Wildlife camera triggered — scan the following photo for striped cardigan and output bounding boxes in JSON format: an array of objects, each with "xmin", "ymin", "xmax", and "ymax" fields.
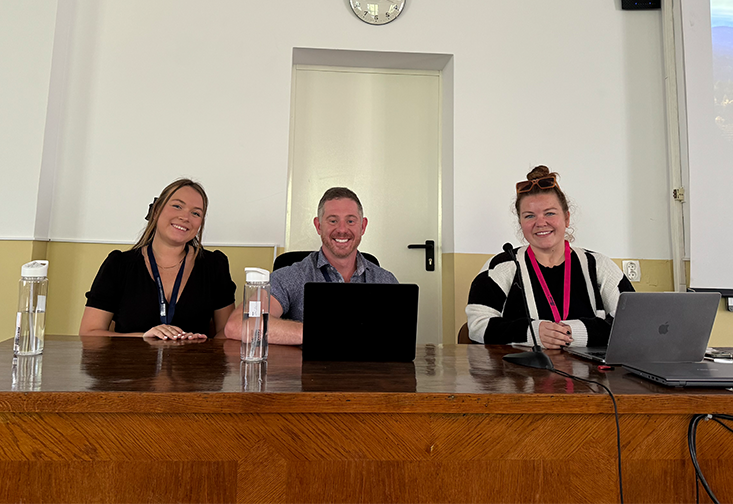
[{"xmin": 466, "ymin": 246, "xmax": 634, "ymax": 346}]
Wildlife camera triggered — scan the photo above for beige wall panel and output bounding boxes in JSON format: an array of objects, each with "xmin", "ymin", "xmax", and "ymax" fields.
[
  {"xmin": 452, "ymin": 253, "xmax": 493, "ymax": 338},
  {"xmin": 45, "ymin": 242, "xmax": 124, "ymax": 335},
  {"xmin": 611, "ymin": 258, "xmax": 674, "ymax": 292},
  {"xmin": 0, "ymin": 241, "xmax": 35, "ymax": 341},
  {"xmin": 213, "ymin": 246, "xmax": 276, "ymax": 307},
  {"xmin": 32, "ymin": 241, "xmax": 48, "ymax": 261},
  {"xmin": 441, "ymin": 253, "xmax": 455, "ymax": 344},
  {"xmin": 710, "ymin": 300, "xmax": 733, "ymax": 347}
]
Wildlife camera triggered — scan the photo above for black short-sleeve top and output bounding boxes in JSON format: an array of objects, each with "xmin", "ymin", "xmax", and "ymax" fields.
[{"xmin": 85, "ymin": 248, "xmax": 236, "ymax": 335}]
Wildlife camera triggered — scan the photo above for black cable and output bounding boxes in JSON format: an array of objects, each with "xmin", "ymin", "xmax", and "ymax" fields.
[
  {"xmin": 688, "ymin": 413, "xmax": 733, "ymax": 504},
  {"xmin": 552, "ymin": 368, "xmax": 624, "ymax": 504},
  {"xmin": 689, "ymin": 414, "xmax": 715, "ymax": 504},
  {"xmin": 711, "ymin": 417, "xmax": 733, "ymax": 435}
]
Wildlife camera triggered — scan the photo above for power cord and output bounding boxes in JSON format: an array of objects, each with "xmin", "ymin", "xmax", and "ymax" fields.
[
  {"xmin": 552, "ymin": 368, "xmax": 624, "ymax": 504},
  {"xmin": 688, "ymin": 413, "xmax": 733, "ymax": 504},
  {"xmin": 545, "ymin": 376, "xmax": 733, "ymax": 504}
]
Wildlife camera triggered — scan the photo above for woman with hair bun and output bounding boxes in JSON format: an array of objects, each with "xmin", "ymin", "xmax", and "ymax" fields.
[
  {"xmin": 79, "ymin": 179, "xmax": 235, "ymax": 340},
  {"xmin": 466, "ymin": 166, "xmax": 634, "ymax": 348}
]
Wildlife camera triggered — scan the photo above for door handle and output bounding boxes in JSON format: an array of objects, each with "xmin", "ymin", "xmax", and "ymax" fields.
[{"xmin": 408, "ymin": 240, "xmax": 435, "ymax": 271}]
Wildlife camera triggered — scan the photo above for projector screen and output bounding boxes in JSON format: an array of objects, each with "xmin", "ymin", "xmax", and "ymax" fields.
[{"xmin": 683, "ymin": 0, "xmax": 733, "ymax": 293}]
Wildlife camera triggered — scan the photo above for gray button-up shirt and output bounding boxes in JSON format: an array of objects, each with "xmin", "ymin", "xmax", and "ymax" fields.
[{"xmin": 271, "ymin": 249, "xmax": 399, "ymax": 322}]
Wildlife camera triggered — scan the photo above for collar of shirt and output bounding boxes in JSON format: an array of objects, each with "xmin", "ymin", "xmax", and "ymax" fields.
[{"xmin": 316, "ymin": 248, "xmax": 367, "ymax": 281}]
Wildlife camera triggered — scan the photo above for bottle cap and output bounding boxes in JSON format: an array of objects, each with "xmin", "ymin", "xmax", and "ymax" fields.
[
  {"xmin": 245, "ymin": 267, "xmax": 270, "ymax": 283},
  {"xmin": 21, "ymin": 260, "xmax": 49, "ymax": 278}
]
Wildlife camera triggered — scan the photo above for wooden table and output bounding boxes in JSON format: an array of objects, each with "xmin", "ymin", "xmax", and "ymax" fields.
[{"xmin": 0, "ymin": 336, "xmax": 732, "ymax": 503}]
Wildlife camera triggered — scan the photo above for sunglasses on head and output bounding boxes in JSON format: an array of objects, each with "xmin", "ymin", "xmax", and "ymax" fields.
[{"xmin": 515, "ymin": 175, "xmax": 558, "ymax": 194}]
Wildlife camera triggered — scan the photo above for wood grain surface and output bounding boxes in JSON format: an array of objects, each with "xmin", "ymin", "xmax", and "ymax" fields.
[{"xmin": 0, "ymin": 336, "xmax": 730, "ymax": 503}]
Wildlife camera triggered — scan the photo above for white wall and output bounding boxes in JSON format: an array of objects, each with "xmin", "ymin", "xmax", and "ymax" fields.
[
  {"xmin": 3, "ymin": 0, "xmax": 671, "ymax": 259},
  {"xmin": 0, "ymin": 1, "xmax": 57, "ymax": 239}
]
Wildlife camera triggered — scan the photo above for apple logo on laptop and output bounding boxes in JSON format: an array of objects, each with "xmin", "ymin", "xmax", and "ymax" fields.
[{"xmin": 658, "ymin": 322, "xmax": 670, "ymax": 335}]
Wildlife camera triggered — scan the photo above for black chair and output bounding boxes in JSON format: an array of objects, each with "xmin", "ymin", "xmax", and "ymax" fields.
[{"xmin": 273, "ymin": 250, "xmax": 379, "ymax": 271}]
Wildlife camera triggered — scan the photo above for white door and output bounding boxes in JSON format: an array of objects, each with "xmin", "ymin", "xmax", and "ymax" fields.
[{"xmin": 287, "ymin": 65, "xmax": 442, "ymax": 344}]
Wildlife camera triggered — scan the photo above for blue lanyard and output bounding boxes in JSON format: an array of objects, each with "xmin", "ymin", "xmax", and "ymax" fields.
[
  {"xmin": 321, "ymin": 265, "xmax": 334, "ymax": 283},
  {"xmin": 147, "ymin": 244, "xmax": 188, "ymax": 325}
]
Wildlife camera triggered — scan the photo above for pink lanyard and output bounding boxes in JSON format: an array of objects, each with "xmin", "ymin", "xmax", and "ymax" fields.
[{"xmin": 526, "ymin": 241, "xmax": 571, "ymax": 323}]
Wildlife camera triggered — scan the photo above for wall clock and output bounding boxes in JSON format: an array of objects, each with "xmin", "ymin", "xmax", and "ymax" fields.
[{"xmin": 349, "ymin": 0, "xmax": 406, "ymax": 25}]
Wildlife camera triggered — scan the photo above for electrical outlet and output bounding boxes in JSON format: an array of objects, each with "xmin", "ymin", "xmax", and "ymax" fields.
[{"xmin": 622, "ymin": 260, "xmax": 641, "ymax": 282}]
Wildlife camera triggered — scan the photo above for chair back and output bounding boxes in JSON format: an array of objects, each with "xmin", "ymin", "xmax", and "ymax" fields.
[
  {"xmin": 457, "ymin": 322, "xmax": 477, "ymax": 344},
  {"xmin": 273, "ymin": 251, "xmax": 380, "ymax": 271}
]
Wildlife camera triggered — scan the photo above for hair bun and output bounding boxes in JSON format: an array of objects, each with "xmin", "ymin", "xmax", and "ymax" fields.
[{"xmin": 527, "ymin": 165, "xmax": 551, "ymax": 181}]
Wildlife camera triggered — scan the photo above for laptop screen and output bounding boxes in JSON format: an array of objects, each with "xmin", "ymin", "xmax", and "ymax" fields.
[{"xmin": 302, "ymin": 282, "xmax": 419, "ymax": 362}]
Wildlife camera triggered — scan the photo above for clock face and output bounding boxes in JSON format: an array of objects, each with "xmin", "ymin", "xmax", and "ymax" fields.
[{"xmin": 349, "ymin": 0, "xmax": 406, "ymax": 25}]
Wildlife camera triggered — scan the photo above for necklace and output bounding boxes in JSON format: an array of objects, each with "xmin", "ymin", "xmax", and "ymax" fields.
[
  {"xmin": 151, "ymin": 248, "xmax": 186, "ymax": 269},
  {"xmin": 157, "ymin": 256, "xmax": 184, "ymax": 269}
]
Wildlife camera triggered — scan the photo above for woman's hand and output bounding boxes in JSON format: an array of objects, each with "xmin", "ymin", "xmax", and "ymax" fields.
[
  {"xmin": 144, "ymin": 337, "xmax": 207, "ymax": 348},
  {"xmin": 143, "ymin": 325, "xmax": 207, "ymax": 340},
  {"xmin": 538, "ymin": 321, "xmax": 573, "ymax": 349}
]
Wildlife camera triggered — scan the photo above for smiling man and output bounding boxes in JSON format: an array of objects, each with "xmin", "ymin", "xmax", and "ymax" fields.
[{"xmin": 225, "ymin": 187, "xmax": 398, "ymax": 345}]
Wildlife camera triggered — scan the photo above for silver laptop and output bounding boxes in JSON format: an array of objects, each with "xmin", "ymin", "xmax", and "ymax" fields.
[
  {"xmin": 623, "ymin": 361, "xmax": 733, "ymax": 388},
  {"xmin": 566, "ymin": 292, "xmax": 720, "ymax": 365}
]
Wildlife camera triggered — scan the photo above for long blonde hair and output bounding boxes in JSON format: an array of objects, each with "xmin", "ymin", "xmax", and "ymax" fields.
[{"xmin": 132, "ymin": 179, "xmax": 209, "ymax": 259}]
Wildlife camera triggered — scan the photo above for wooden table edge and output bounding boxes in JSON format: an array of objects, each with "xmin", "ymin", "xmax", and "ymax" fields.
[{"xmin": 1, "ymin": 391, "xmax": 731, "ymax": 415}]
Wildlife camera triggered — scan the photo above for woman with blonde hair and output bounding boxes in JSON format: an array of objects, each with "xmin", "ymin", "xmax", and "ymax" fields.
[
  {"xmin": 466, "ymin": 166, "xmax": 634, "ymax": 348},
  {"xmin": 80, "ymin": 179, "xmax": 235, "ymax": 339}
]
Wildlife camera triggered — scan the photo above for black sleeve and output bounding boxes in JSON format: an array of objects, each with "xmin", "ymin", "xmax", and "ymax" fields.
[
  {"xmin": 486, "ymin": 317, "xmax": 534, "ymax": 345},
  {"xmin": 85, "ymin": 250, "xmax": 125, "ymax": 314},
  {"xmin": 579, "ymin": 316, "xmax": 613, "ymax": 347},
  {"xmin": 208, "ymin": 250, "xmax": 236, "ymax": 310},
  {"xmin": 466, "ymin": 253, "xmax": 534, "ymax": 345},
  {"xmin": 618, "ymin": 275, "xmax": 635, "ymax": 294}
]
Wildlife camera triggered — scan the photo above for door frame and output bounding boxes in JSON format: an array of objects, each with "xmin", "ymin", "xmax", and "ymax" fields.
[{"xmin": 286, "ymin": 49, "xmax": 455, "ymax": 344}]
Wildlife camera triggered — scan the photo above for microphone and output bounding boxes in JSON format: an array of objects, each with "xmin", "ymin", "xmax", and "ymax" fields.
[{"xmin": 501, "ymin": 243, "xmax": 554, "ymax": 370}]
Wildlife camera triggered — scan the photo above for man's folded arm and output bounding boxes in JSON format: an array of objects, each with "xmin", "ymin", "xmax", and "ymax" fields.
[{"xmin": 224, "ymin": 295, "xmax": 303, "ymax": 345}]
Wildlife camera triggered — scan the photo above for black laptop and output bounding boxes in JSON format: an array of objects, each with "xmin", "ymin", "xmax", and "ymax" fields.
[
  {"xmin": 302, "ymin": 282, "xmax": 419, "ymax": 362},
  {"xmin": 566, "ymin": 292, "xmax": 720, "ymax": 365}
]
